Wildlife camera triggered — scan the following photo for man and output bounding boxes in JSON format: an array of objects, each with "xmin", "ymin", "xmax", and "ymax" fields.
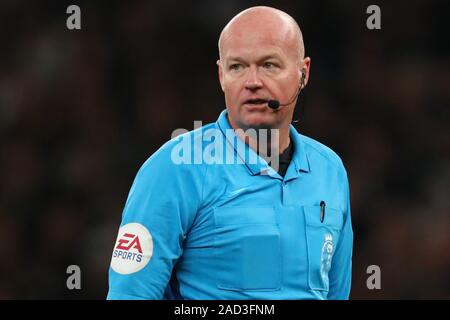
[{"xmin": 108, "ymin": 6, "xmax": 353, "ymax": 300}]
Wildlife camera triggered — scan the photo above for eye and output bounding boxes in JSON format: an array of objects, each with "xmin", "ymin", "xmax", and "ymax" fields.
[
  {"xmin": 229, "ymin": 63, "xmax": 243, "ymax": 71},
  {"xmin": 263, "ymin": 62, "xmax": 278, "ymax": 69}
]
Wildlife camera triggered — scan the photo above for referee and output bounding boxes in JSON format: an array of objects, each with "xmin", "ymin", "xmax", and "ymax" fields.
[{"xmin": 107, "ymin": 6, "xmax": 353, "ymax": 300}]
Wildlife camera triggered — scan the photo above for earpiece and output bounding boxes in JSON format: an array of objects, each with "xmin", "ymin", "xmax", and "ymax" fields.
[{"xmin": 300, "ymin": 68, "xmax": 306, "ymax": 89}]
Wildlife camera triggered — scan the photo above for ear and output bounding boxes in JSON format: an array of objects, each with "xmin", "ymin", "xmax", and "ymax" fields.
[
  {"xmin": 217, "ymin": 59, "xmax": 225, "ymax": 92},
  {"xmin": 300, "ymin": 57, "xmax": 311, "ymax": 88}
]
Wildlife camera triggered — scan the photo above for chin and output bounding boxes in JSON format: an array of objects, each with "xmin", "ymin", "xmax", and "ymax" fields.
[{"xmin": 241, "ymin": 113, "xmax": 276, "ymax": 130}]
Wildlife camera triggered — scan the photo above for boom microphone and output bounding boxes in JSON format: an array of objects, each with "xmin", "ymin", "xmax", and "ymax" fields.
[{"xmin": 267, "ymin": 71, "xmax": 306, "ymax": 110}]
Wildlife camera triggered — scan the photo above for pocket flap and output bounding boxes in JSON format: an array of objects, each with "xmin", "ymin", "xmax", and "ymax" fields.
[
  {"xmin": 303, "ymin": 205, "xmax": 344, "ymax": 230},
  {"xmin": 214, "ymin": 207, "xmax": 276, "ymax": 226}
]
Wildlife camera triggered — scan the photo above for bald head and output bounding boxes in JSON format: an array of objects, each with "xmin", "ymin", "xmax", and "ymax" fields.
[
  {"xmin": 218, "ymin": 6, "xmax": 305, "ymax": 62},
  {"xmin": 216, "ymin": 6, "xmax": 311, "ymax": 137}
]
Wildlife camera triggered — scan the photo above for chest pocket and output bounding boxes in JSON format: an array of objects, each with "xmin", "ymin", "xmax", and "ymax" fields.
[
  {"xmin": 303, "ymin": 205, "xmax": 344, "ymax": 292},
  {"xmin": 213, "ymin": 206, "xmax": 280, "ymax": 291}
]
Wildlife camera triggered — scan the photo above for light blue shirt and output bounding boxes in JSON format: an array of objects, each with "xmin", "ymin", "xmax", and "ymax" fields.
[{"xmin": 107, "ymin": 110, "xmax": 353, "ymax": 300}]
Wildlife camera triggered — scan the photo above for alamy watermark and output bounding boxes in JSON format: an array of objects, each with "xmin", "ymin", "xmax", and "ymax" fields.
[
  {"xmin": 366, "ymin": 264, "xmax": 381, "ymax": 290},
  {"xmin": 66, "ymin": 5, "xmax": 81, "ymax": 30},
  {"xmin": 66, "ymin": 265, "xmax": 81, "ymax": 290},
  {"xmin": 170, "ymin": 121, "xmax": 281, "ymax": 173},
  {"xmin": 366, "ymin": 5, "xmax": 381, "ymax": 30}
]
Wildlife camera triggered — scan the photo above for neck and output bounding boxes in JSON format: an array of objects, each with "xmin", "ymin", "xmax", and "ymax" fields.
[{"xmin": 232, "ymin": 121, "xmax": 291, "ymax": 157}]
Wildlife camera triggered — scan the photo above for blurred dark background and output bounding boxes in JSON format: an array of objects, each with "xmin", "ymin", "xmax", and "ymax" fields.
[{"xmin": 0, "ymin": 0, "xmax": 449, "ymax": 299}]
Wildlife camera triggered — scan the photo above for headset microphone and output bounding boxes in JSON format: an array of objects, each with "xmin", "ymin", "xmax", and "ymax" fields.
[
  {"xmin": 267, "ymin": 70, "xmax": 306, "ymax": 110},
  {"xmin": 267, "ymin": 100, "xmax": 281, "ymax": 109}
]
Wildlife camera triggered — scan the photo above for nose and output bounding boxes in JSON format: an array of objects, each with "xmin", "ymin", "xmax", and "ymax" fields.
[{"xmin": 245, "ymin": 66, "xmax": 263, "ymax": 91}]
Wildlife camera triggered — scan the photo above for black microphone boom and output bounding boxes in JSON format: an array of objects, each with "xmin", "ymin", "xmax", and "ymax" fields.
[
  {"xmin": 267, "ymin": 71, "xmax": 305, "ymax": 110},
  {"xmin": 266, "ymin": 89, "xmax": 299, "ymax": 110}
]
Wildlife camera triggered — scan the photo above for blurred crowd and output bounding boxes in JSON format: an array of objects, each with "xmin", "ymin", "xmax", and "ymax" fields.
[{"xmin": 0, "ymin": 0, "xmax": 449, "ymax": 299}]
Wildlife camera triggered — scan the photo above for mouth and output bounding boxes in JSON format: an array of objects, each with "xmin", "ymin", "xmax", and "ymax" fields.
[{"xmin": 243, "ymin": 98, "xmax": 269, "ymax": 108}]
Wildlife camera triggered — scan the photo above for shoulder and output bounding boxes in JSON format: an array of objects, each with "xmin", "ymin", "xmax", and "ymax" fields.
[{"xmin": 300, "ymin": 133, "xmax": 346, "ymax": 172}]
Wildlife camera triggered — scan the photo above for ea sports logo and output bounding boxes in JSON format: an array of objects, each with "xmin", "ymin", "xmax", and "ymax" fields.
[
  {"xmin": 116, "ymin": 233, "xmax": 143, "ymax": 253},
  {"xmin": 111, "ymin": 223, "xmax": 153, "ymax": 274}
]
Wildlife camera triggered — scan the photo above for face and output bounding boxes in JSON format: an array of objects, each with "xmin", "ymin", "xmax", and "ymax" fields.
[{"xmin": 218, "ymin": 19, "xmax": 310, "ymax": 131}]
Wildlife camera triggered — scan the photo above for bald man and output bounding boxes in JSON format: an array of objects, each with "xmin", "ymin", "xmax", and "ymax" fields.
[{"xmin": 108, "ymin": 6, "xmax": 353, "ymax": 300}]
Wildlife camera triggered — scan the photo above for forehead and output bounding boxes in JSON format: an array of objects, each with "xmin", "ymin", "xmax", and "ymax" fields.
[
  {"xmin": 220, "ymin": 19, "xmax": 299, "ymax": 61},
  {"xmin": 223, "ymin": 36, "xmax": 286, "ymax": 60}
]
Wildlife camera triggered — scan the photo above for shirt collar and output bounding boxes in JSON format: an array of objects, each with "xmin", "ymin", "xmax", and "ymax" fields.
[
  {"xmin": 289, "ymin": 124, "xmax": 311, "ymax": 173},
  {"xmin": 217, "ymin": 109, "xmax": 270, "ymax": 176},
  {"xmin": 216, "ymin": 109, "xmax": 310, "ymax": 176}
]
